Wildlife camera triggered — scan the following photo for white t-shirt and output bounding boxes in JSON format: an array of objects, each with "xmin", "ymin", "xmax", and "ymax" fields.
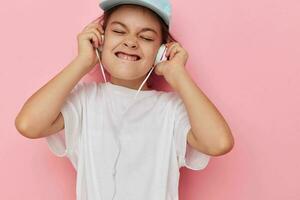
[{"xmin": 45, "ymin": 81, "xmax": 210, "ymax": 200}]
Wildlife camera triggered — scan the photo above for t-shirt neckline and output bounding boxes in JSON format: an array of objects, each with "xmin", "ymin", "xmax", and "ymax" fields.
[{"xmin": 105, "ymin": 81, "xmax": 157, "ymax": 97}]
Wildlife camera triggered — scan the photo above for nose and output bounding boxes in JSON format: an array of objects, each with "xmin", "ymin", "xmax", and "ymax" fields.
[{"xmin": 123, "ymin": 37, "xmax": 138, "ymax": 49}]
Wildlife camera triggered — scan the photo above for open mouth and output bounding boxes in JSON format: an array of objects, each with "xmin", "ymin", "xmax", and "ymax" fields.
[{"xmin": 115, "ymin": 52, "xmax": 141, "ymax": 62}]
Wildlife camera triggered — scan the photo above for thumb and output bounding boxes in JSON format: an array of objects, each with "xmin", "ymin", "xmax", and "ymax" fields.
[{"xmin": 154, "ymin": 63, "xmax": 164, "ymax": 76}]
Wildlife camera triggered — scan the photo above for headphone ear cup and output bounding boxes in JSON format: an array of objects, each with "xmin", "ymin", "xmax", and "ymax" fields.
[{"xmin": 154, "ymin": 44, "xmax": 167, "ymax": 66}]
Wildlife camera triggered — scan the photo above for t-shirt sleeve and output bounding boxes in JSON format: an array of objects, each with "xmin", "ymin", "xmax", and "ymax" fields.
[
  {"xmin": 45, "ymin": 82, "xmax": 88, "ymax": 166},
  {"xmin": 173, "ymin": 93, "xmax": 211, "ymax": 170}
]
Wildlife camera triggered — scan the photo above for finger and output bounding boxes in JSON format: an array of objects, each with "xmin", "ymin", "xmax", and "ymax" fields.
[
  {"xmin": 169, "ymin": 45, "xmax": 182, "ymax": 60},
  {"xmin": 169, "ymin": 46, "xmax": 182, "ymax": 60},
  {"xmin": 83, "ymin": 25, "xmax": 102, "ymax": 45},
  {"xmin": 96, "ymin": 27, "xmax": 104, "ymax": 35},
  {"xmin": 88, "ymin": 28, "xmax": 102, "ymax": 46},
  {"xmin": 83, "ymin": 22, "xmax": 103, "ymax": 33},
  {"xmin": 95, "ymin": 23, "xmax": 104, "ymax": 34},
  {"xmin": 89, "ymin": 22, "xmax": 104, "ymax": 34},
  {"xmin": 84, "ymin": 31, "xmax": 99, "ymax": 48},
  {"xmin": 166, "ymin": 43, "xmax": 178, "ymax": 58},
  {"xmin": 166, "ymin": 42, "xmax": 180, "ymax": 57},
  {"xmin": 165, "ymin": 42, "xmax": 175, "ymax": 50},
  {"xmin": 85, "ymin": 26, "xmax": 104, "ymax": 40},
  {"xmin": 169, "ymin": 48, "xmax": 178, "ymax": 60},
  {"xmin": 154, "ymin": 63, "xmax": 163, "ymax": 75},
  {"xmin": 165, "ymin": 43, "xmax": 174, "ymax": 58}
]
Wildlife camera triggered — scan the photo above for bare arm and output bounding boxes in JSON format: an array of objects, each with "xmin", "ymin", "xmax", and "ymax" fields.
[
  {"xmin": 15, "ymin": 19, "xmax": 104, "ymax": 139},
  {"xmin": 161, "ymin": 42, "xmax": 234, "ymax": 156},
  {"xmin": 15, "ymin": 57, "xmax": 90, "ymax": 139},
  {"xmin": 173, "ymin": 69, "xmax": 234, "ymax": 156}
]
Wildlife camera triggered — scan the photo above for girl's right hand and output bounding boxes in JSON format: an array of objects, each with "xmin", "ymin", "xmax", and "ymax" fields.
[{"xmin": 76, "ymin": 20, "xmax": 104, "ymax": 71}]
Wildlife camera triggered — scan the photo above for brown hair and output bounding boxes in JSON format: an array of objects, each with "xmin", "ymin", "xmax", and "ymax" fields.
[{"xmin": 91, "ymin": 4, "xmax": 178, "ymax": 91}]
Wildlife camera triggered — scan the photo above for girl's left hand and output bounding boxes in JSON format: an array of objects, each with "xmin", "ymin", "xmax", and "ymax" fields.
[{"xmin": 154, "ymin": 42, "xmax": 189, "ymax": 86}]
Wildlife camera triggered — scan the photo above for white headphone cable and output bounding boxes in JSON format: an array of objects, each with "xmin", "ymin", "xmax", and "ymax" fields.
[{"xmin": 95, "ymin": 47, "xmax": 107, "ymax": 83}]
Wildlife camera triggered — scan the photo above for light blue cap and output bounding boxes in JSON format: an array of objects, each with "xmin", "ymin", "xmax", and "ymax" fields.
[{"xmin": 99, "ymin": 0, "xmax": 172, "ymax": 27}]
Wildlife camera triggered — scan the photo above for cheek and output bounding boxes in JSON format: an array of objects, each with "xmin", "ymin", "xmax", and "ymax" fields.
[
  {"xmin": 143, "ymin": 46, "xmax": 158, "ymax": 60},
  {"xmin": 102, "ymin": 34, "xmax": 118, "ymax": 50},
  {"xmin": 100, "ymin": 49, "xmax": 115, "ymax": 69},
  {"xmin": 147, "ymin": 50, "xmax": 159, "ymax": 64},
  {"xmin": 141, "ymin": 53, "xmax": 155, "ymax": 67}
]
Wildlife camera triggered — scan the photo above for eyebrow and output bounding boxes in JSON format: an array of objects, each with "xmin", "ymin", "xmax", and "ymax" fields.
[{"xmin": 110, "ymin": 21, "xmax": 158, "ymax": 35}]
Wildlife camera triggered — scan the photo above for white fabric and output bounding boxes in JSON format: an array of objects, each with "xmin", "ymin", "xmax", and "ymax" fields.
[{"xmin": 45, "ymin": 81, "xmax": 210, "ymax": 200}]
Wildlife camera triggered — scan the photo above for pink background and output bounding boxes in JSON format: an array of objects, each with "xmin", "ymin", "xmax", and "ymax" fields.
[{"xmin": 1, "ymin": 0, "xmax": 299, "ymax": 199}]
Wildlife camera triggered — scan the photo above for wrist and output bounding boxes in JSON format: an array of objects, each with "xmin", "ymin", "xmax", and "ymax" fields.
[
  {"xmin": 167, "ymin": 67, "xmax": 189, "ymax": 91},
  {"xmin": 74, "ymin": 56, "xmax": 90, "ymax": 66},
  {"xmin": 73, "ymin": 56, "xmax": 94, "ymax": 71},
  {"xmin": 66, "ymin": 57, "xmax": 90, "ymax": 77}
]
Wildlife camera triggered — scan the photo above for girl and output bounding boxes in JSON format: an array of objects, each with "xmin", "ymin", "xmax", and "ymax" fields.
[{"xmin": 15, "ymin": 0, "xmax": 234, "ymax": 199}]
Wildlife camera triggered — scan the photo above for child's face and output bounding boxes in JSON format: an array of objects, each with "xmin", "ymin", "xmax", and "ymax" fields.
[{"xmin": 101, "ymin": 5, "xmax": 163, "ymax": 87}]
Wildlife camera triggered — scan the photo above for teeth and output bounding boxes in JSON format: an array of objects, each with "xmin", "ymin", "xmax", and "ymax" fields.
[{"xmin": 116, "ymin": 52, "xmax": 139, "ymax": 61}]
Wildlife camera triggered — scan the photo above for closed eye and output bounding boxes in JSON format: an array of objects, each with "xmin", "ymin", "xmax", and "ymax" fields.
[
  {"xmin": 141, "ymin": 37, "xmax": 153, "ymax": 41},
  {"xmin": 113, "ymin": 30, "xmax": 125, "ymax": 34},
  {"xmin": 113, "ymin": 30, "xmax": 153, "ymax": 41}
]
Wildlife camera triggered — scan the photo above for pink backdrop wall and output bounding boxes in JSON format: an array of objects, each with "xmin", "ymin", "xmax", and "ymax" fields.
[{"xmin": 1, "ymin": 0, "xmax": 299, "ymax": 199}]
